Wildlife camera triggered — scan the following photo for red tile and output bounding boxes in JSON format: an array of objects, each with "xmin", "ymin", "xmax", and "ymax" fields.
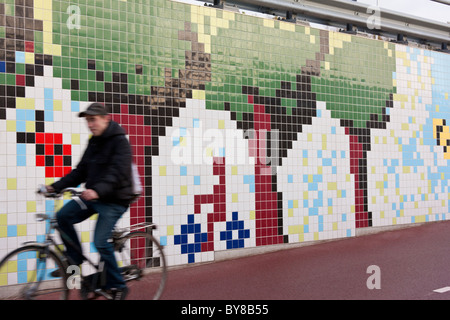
[
  {"xmin": 25, "ymin": 41, "xmax": 34, "ymax": 52},
  {"xmin": 63, "ymin": 145, "xmax": 71, "ymax": 155},
  {"xmin": 45, "ymin": 144, "xmax": 53, "ymax": 155},
  {"xmin": 36, "ymin": 155, "xmax": 45, "ymax": 166},
  {"xmin": 16, "ymin": 75, "xmax": 25, "ymax": 86},
  {"xmin": 36, "ymin": 133, "xmax": 45, "ymax": 144}
]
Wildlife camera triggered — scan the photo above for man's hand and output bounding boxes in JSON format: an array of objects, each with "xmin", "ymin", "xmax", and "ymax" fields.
[{"xmin": 81, "ymin": 189, "xmax": 99, "ymax": 201}]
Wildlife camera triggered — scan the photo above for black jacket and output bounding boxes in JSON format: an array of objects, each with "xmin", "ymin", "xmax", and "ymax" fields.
[{"xmin": 52, "ymin": 120, "xmax": 134, "ymax": 207}]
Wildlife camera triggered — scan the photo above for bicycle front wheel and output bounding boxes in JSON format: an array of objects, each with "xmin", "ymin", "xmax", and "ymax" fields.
[
  {"xmin": 115, "ymin": 231, "xmax": 167, "ymax": 300},
  {"xmin": 0, "ymin": 245, "xmax": 69, "ymax": 300}
]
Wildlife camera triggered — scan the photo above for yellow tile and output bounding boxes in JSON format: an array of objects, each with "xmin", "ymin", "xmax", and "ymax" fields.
[
  {"xmin": 159, "ymin": 166, "xmax": 166, "ymax": 176},
  {"xmin": 16, "ymin": 97, "xmax": 34, "ymax": 110},
  {"xmin": 52, "ymin": 44, "xmax": 62, "ymax": 57},
  {"xmin": 192, "ymin": 90, "xmax": 206, "ymax": 100},
  {"xmin": 232, "ymin": 193, "xmax": 238, "ymax": 202},
  {"xmin": 34, "ymin": 8, "xmax": 43, "ymax": 20},
  {"xmin": 53, "ymin": 100, "xmax": 62, "ymax": 111},
  {"xmin": 0, "ymin": 215, "xmax": 6, "ymax": 225},
  {"xmin": 6, "ymin": 120, "xmax": 16, "ymax": 132},
  {"xmin": 25, "ymin": 52, "xmax": 34, "ymax": 64},
  {"xmin": 0, "ymin": 226, "xmax": 6, "ymax": 238},
  {"xmin": 180, "ymin": 185, "xmax": 187, "ymax": 195},
  {"xmin": 54, "ymin": 199, "xmax": 64, "ymax": 211},
  {"xmin": 249, "ymin": 210, "xmax": 255, "ymax": 220},
  {"xmin": 5, "ymin": 260, "xmax": 17, "ymax": 273},
  {"xmin": 41, "ymin": 0, "xmax": 52, "ymax": 10},
  {"xmin": 27, "ymin": 201, "xmax": 36, "ymax": 213},
  {"xmin": 263, "ymin": 19, "xmax": 274, "ymax": 28},
  {"xmin": 279, "ymin": 21, "xmax": 295, "ymax": 32},
  {"xmin": 222, "ymin": 11, "xmax": 235, "ymax": 21},
  {"xmin": 415, "ymin": 215, "xmax": 426, "ymax": 223},
  {"xmin": 288, "ymin": 225, "xmax": 301, "ymax": 234},
  {"xmin": 26, "ymin": 98, "xmax": 35, "ymax": 109},
  {"xmin": 218, "ymin": 120, "xmax": 225, "ymax": 129},
  {"xmin": 72, "ymin": 134, "xmax": 80, "ymax": 145},
  {"xmin": 81, "ymin": 231, "xmax": 90, "ymax": 243},
  {"xmin": 43, "ymin": 20, "xmax": 52, "ymax": 32},
  {"xmin": 43, "ymin": 32, "xmax": 52, "ymax": 44},
  {"xmin": 167, "ymin": 225, "xmax": 174, "ymax": 236},
  {"xmin": 26, "ymin": 121, "xmax": 35, "ymax": 132},
  {"xmin": 231, "ymin": 166, "xmax": 238, "ymax": 175},
  {"xmin": 327, "ymin": 182, "xmax": 337, "ymax": 190},
  {"xmin": 0, "ymin": 274, "xmax": 7, "ymax": 286},
  {"xmin": 17, "ymin": 225, "xmax": 27, "ymax": 236},
  {"xmin": 7, "ymin": 178, "xmax": 17, "ymax": 190}
]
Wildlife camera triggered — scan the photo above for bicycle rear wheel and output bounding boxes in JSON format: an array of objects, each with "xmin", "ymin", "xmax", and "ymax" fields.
[
  {"xmin": 0, "ymin": 245, "xmax": 69, "ymax": 300},
  {"xmin": 115, "ymin": 231, "xmax": 167, "ymax": 300}
]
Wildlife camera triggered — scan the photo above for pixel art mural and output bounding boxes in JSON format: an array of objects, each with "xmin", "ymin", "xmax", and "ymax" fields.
[{"xmin": 0, "ymin": 0, "xmax": 449, "ymax": 284}]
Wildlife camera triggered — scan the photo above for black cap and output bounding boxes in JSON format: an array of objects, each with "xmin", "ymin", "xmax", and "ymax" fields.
[{"xmin": 78, "ymin": 103, "xmax": 108, "ymax": 117}]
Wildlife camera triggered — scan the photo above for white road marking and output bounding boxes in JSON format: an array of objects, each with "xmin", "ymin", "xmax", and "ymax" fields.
[{"xmin": 433, "ymin": 286, "xmax": 450, "ymax": 293}]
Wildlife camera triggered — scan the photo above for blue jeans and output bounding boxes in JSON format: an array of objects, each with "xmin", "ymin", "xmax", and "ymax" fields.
[{"xmin": 56, "ymin": 199, "xmax": 128, "ymax": 289}]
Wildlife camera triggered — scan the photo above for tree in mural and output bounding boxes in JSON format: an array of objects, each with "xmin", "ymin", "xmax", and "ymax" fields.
[
  {"xmin": 310, "ymin": 36, "xmax": 396, "ymax": 228},
  {"xmin": 208, "ymin": 22, "xmax": 396, "ymax": 229}
]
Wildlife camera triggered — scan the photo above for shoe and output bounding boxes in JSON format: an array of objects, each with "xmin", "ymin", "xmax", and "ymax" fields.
[{"xmin": 110, "ymin": 286, "xmax": 129, "ymax": 300}]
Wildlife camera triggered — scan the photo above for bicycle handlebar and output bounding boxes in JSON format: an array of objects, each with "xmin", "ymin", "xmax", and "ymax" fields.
[
  {"xmin": 36, "ymin": 185, "xmax": 87, "ymax": 210},
  {"xmin": 37, "ymin": 185, "xmax": 82, "ymax": 197}
]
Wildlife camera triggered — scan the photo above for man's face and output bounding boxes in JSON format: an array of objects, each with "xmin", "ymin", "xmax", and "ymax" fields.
[{"xmin": 85, "ymin": 115, "xmax": 110, "ymax": 136}]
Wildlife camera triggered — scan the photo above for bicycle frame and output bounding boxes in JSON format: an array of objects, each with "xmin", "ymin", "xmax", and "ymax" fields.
[
  {"xmin": 31, "ymin": 188, "xmax": 111, "ymax": 294},
  {"xmin": 33, "ymin": 188, "xmax": 158, "ymax": 296}
]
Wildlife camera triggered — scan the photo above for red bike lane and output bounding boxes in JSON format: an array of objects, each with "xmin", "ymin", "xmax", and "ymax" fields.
[{"xmin": 127, "ymin": 219, "xmax": 450, "ymax": 301}]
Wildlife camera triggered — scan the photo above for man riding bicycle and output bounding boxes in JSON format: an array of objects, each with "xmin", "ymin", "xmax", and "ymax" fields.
[{"xmin": 45, "ymin": 103, "xmax": 136, "ymax": 299}]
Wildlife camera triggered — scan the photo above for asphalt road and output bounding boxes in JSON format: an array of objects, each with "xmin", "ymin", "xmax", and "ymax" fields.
[{"xmin": 141, "ymin": 220, "xmax": 450, "ymax": 301}]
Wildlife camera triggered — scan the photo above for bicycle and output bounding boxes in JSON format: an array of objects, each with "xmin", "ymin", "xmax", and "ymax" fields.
[{"xmin": 0, "ymin": 187, "xmax": 167, "ymax": 300}]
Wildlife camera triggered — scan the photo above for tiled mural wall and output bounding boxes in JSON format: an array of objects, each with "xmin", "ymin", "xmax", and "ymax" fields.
[{"xmin": 0, "ymin": 0, "xmax": 449, "ymax": 281}]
